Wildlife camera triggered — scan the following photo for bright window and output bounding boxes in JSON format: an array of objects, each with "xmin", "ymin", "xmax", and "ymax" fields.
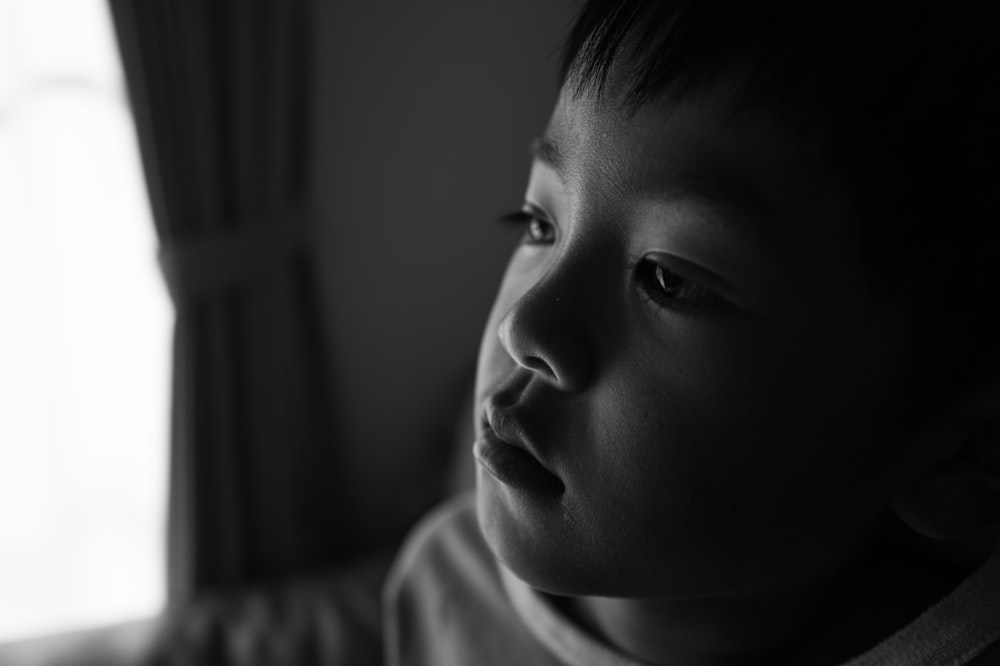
[{"xmin": 0, "ymin": 0, "xmax": 169, "ymax": 641}]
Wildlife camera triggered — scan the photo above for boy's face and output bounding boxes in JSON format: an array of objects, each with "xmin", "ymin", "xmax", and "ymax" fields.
[{"xmin": 474, "ymin": 81, "xmax": 918, "ymax": 600}]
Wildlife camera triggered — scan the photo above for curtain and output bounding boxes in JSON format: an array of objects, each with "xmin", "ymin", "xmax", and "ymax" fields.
[{"xmin": 108, "ymin": 0, "xmax": 354, "ymax": 604}]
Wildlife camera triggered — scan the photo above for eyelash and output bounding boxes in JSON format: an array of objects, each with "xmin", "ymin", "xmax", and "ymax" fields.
[
  {"xmin": 498, "ymin": 208, "xmax": 720, "ymax": 315},
  {"xmin": 498, "ymin": 209, "xmax": 556, "ymax": 246},
  {"xmin": 631, "ymin": 258, "xmax": 720, "ymax": 314}
]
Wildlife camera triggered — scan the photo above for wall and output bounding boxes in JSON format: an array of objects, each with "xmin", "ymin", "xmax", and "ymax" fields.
[{"xmin": 313, "ymin": 1, "xmax": 573, "ymax": 547}]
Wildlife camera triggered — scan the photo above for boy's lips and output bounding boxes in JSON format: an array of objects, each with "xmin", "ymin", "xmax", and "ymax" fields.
[{"xmin": 474, "ymin": 402, "xmax": 564, "ymax": 494}]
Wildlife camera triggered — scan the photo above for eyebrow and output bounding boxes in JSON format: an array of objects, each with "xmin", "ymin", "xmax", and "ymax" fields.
[
  {"xmin": 664, "ymin": 169, "xmax": 788, "ymax": 240},
  {"xmin": 528, "ymin": 133, "xmax": 787, "ymax": 244},
  {"xmin": 529, "ymin": 135, "xmax": 565, "ymax": 172}
]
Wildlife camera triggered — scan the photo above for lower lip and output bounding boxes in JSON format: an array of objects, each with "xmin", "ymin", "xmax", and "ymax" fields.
[{"xmin": 474, "ymin": 430, "xmax": 563, "ymax": 494}]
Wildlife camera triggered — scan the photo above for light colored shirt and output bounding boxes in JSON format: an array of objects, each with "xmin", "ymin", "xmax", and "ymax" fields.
[{"xmin": 384, "ymin": 493, "xmax": 1000, "ymax": 666}]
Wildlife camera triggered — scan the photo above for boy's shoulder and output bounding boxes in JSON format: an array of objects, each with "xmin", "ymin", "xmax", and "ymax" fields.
[
  {"xmin": 838, "ymin": 548, "xmax": 1000, "ymax": 665},
  {"xmin": 384, "ymin": 492, "xmax": 484, "ymax": 595},
  {"xmin": 382, "ymin": 492, "xmax": 564, "ymax": 666}
]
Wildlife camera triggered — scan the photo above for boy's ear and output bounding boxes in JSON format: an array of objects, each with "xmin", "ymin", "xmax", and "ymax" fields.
[{"xmin": 890, "ymin": 383, "xmax": 1000, "ymax": 541}]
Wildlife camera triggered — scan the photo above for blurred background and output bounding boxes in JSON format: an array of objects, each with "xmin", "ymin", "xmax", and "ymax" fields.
[{"xmin": 0, "ymin": 0, "xmax": 571, "ymax": 663}]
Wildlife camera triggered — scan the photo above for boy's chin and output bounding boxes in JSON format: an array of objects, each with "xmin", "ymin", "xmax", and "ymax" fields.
[
  {"xmin": 474, "ymin": 474, "xmax": 650, "ymax": 598},
  {"xmin": 474, "ymin": 474, "xmax": 879, "ymax": 604},
  {"xmin": 475, "ymin": 474, "xmax": 588, "ymax": 595}
]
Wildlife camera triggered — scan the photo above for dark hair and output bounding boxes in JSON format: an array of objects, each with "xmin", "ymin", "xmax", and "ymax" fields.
[{"xmin": 560, "ymin": 0, "xmax": 1000, "ymax": 403}]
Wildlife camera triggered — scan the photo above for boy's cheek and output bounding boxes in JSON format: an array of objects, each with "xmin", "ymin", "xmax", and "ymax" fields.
[{"xmin": 610, "ymin": 350, "xmax": 891, "ymax": 507}]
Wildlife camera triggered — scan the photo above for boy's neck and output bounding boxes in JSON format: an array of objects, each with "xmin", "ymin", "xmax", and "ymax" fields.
[
  {"xmin": 560, "ymin": 526, "xmax": 978, "ymax": 666},
  {"xmin": 564, "ymin": 578, "xmax": 846, "ymax": 666}
]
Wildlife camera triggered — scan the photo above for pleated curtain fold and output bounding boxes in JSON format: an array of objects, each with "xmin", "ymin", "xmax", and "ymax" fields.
[{"xmin": 108, "ymin": 0, "xmax": 353, "ymax": 604}]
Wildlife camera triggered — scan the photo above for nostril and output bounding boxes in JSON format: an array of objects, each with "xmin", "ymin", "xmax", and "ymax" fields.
[{"xmin": 522, "ymin": 354, "xmax": 557, "ymax": 381}]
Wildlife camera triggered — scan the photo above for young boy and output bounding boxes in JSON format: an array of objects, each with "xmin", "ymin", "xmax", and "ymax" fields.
[{"xmin": 385, "ymin": 1, "xmax": 1000, "ymax": 663}]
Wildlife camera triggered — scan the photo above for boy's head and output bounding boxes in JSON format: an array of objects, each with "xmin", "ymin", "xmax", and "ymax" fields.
[
  {"xmin": 557, "ymin": 0, "xmax": 1000, "ymax": 405},
  {"xmin": 472, "ymin": 0, "xmax": 1000, "ymax": 604}
]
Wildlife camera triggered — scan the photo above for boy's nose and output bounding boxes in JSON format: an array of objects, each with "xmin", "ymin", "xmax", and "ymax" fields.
[{"xmin": 497, "ymin": 269, "xmax": 594, "ymax": 393}]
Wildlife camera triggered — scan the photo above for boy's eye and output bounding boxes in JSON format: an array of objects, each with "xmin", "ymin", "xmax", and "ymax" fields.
[
  {"xmin": 499, "ymin": 209, "xmax": 556, "ymax": 246},
  {"xmin": 635, "ymin": 257, "xmax": 720, "ymax": 314}
]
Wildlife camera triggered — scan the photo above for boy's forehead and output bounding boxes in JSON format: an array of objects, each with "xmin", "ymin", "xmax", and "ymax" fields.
[{"xmin": 539, "ymin": 83, "xmax": 841, "ymax": 228}]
